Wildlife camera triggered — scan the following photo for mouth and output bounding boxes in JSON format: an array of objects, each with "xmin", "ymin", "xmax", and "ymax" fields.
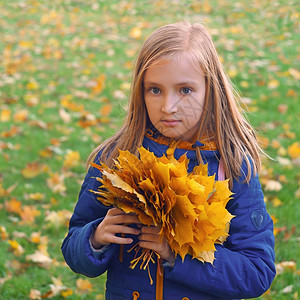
[{"xmin": 161, "ymin": 119, "xmax": 181, "ymax": 126}]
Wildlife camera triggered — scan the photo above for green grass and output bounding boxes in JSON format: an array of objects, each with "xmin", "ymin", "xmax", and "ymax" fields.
[{"xmin": 0, "ymin": 0, "xmax": 299, "ymax": 299}]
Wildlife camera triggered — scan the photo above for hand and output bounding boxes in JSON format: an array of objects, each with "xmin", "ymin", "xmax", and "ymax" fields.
[
  {"xmin": 138, "ymin": 226, "xmax": 175, "ymax": 263},
  {"xmin": 90, "ymin": 208, "xmax": 141, "ymax": 249}
]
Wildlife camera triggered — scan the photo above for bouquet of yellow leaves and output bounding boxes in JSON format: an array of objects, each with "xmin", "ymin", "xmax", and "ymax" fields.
[{"xmin": 90, "ymin": 143, "xmax": 234, "ymax": 277}]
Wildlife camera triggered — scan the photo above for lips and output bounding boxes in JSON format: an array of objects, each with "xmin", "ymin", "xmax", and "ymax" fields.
[{"xmin": 162, "ymin": 119, "xmax": 181, "ymax": 126}]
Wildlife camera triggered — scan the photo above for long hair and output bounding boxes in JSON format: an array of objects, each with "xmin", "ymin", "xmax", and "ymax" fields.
[{"xmin": 88, "ymin": 22, "xmax": 263, "ymax": 184}]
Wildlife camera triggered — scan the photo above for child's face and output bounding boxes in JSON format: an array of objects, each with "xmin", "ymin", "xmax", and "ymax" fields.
[{"xmin": 143, "ymin": 53, "xmax": 206, "ymax": 142}]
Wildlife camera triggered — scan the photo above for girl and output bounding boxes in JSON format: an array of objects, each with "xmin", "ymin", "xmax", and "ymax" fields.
[{"xmin": 62, "ymin": 22, "xmax": 275, "ymax": 299}]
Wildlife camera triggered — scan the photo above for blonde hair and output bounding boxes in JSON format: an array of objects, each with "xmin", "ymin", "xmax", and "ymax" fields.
[{"xmin": 88, "ymin": 22, "xmax": 263, "ymax": 185}]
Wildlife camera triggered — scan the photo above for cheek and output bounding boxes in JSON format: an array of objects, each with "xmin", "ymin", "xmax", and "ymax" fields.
[{"xmin": 145, "ymin": 99, "xmax": 161, "ymax": 115}]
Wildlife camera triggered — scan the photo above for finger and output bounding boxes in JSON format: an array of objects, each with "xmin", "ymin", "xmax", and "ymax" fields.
[
  {"xmin": 107, "ymin": 207, "xmax": 126, "ymax": 216},
  {"xmin": 110, "ymin": 225, "xmax": 140, "ymax": 236},
  {"xmin": 105, "ymin": 234, "xmax": 134, "ymax": 245},
  {"xmin": 138, "ymin": 241, "xmax": 159, "ymax": 251},
  {"xmin": 111, "ymin": 214, "xmax": 142, "ymax": 225},
  {"xmin": 141, "ymin": 226, "xmax": 160, "ymax": 234}
]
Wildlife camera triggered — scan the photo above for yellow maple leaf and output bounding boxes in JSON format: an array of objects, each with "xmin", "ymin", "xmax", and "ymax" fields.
[
  {"xmin": 26, "ymin": 250, "xmax": 52, "ymax": 266},
  {"xmin": 5, "ymin": 198, "xmax": 22, "ymax": 214},
  {"xmin": 13, "ymin": 109, "xmax": 29, "ymax": 122},
  {"xmin": 0, "ymin": 109, "xmax": 11, "ymax": 122},
  {"xmin": 8, "ymin": 239, "xmax": 24, "ymax": 256},
  {"xmin": 76, "ymin": 278, "xmax": 93, "ymax": 292},
  {"xmin": 0, "ymin": 226, "xmax": 8, "ymax": 240},
  {"xmin": 92, "ymin": 74, "xmax": 106, "ymax": 95},
  {"xmin": 63, "ymin": 150, "xmax": 80, "ymax": 169},
  {"xmin": 288, "ymin": 142, "xmax": 300, "ymax": 159},
  {"xmin": 20, "ymin": 205, "xmax": 41, "ymax": 224},
  {"xmin": 21, "ymin": 162, "xmax": 45, "ymax": 178},
  {"xmin": 47, "ymin": 173, "xmax": 66, "ymax": 195},
  {"xmin": 91, "ymin": 144, "xmax": 234, "ymax": 280},
  {"xmin": 129, "ymin": 27, "xmax": 142, "ymax": 39},
  {"xmin": 100, "ymin": 104, "xmax": 112, "ymax": 117}
]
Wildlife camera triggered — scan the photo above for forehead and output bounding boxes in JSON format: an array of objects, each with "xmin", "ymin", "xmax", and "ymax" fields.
[{"xmin": 144, "ymin": 52, "xmax": 204, "ymax": 83}]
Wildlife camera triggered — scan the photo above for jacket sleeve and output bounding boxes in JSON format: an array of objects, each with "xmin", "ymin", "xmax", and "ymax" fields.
[
  {"xmin": 163, "ymin": 161, "xmax": 276, "ymax": 299},
  {"xmin": 61, "ymin": 156, "xmax": 118, "ymax": 277}
]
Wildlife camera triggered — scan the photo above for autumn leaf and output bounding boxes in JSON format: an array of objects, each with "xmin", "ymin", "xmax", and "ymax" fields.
[
  {"xmin": 47, "ymin": 173, "xmax": 66, "ymax": 195},
  {"xmin": 99, "ymin": 104, "xmax": 112, "ymax": 117},
  {"xmin": 20, "ymin": 205, "xmax": 41, "ymax": 224},
  {"xmin": 76, "ymin": 278, "xmax": 93, "ymax": 293},
  {"xmin": 264, "ymin": 179, "xmax": 282, "ymax": 192},
  {"xmin": 8, "ymin": 240, "xmax": 24, "ymax": 256},
  {"xmin": 45, "ymin": 210, "xmax": 72, "ymax": 227},
  {"xmin": 129, "ymin": 27, "xmax": 142, "ymax": 39},
  {"xmin": 29, "ymin": 289, "xmax": 41, "ymax": 300},
  {"xmin": 40, "ymin": 277, "xmax": 68, "ymax": 298},
  {"xmin": 91, "ymin": 74, "xmax": 106, "ymax": 95},
  {"xmin": 288, "ymin": 142, "xmax": 300, "ymax": 159},
  {"xmin": 59, "ymin": 107, "xmax": 71, "ymax": 124},
  {"xmin": 0, "ymin": 226, "xmax": 8, "ymax": 240},
  {"xmin": 21, "ymin": 162, "xmax": 45, "ymax": 179},
  {"xmin": 26, "ymin": 193, "xmax": 45, "ymax": 201},
  {"xmin": 91, "ymin": 144, "xmax": 233, "ymax": 281},
  {"xmin": 26, "ymin": 250, "xmax": 52, "ymax": 266},
  {"xmin": 0, "ymin": 109, "xmax": 11, "ymax": 122},
  {"xmin": 5, "ymin": 198, "xmax": 22, "ymax": 214},
  {"xmin": 63, "ymin": 150, "xmax": 80, "ymax": 169},
  {"xmin": 30, "ymin": 232, "xmax": 41, "ymax": 244},
  {"xmin": 13, "ymin": 109, "xmax": 29, "ymax": 122}
]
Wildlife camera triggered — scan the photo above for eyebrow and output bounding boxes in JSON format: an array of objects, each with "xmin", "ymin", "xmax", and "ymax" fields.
[{"xmin": 144, "ymin": 81, "xmax": 198, "ymax": 86}]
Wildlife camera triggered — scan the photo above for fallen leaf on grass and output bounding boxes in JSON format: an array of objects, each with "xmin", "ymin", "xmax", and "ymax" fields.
[
  {"xmin": 8, "ymin": 240, "xmax": 24, "ymax": 256},
  {"xmin": 14, "ymin": 109, "xmax": 29, "ymax": 122},
  {"xmin": 281, "ymin": 285, "xmax": 293, "ymax": 294},
  {"xmin": 99, "ymin": 104, "xmax": 112, "ymax": 117},
  {"xmin": 63, "ymin": 150, "xmax": 80, "ymax": 169},
  {"xmin": 264, "ymin": 180, "xmax": 282, "ymax": 192},
  {"xmin": 21, "ymin": 162, "xmax": 45, "ymax": 179},
  {"xmin": 45, "ymin": 210, "xmax": 72, "ymax": 227},
  {"xmin": 0, "ymin": 109, "xmax": 11, "ymax": 122},
  {"xmin": 277, "ymin": 104, "xmax": 288, "ymax": 114},
  {"xmin": 26, "ymin": 250, "xmax": 52, "ymax": 266},
  {"xmin": 0, "ymin": 272, "xmax": 12, "ymax": 285},
  {"xmin": 91, "ymin": 74, "xmax": 106, "ymax": 95},
  {"xmin": 29, "ymin": 289, "xmax": 41, "ymax": 300},
  {"xmin": 277, "ymin": 156, "xmax": 292, "ymax": 167},
  {"xmin": 20, "ymin": 205, "xmax": 41, "ymax": 224},
  {"xmin": 0, "ymin": 226, "xmax": 8, "ymax": 240},
  {"xmin": 272, "ymin": 197, "xmax": 283, "ymax": 207},
  {"xmin": 47, "ymin": 173, "xmax": 66, "ymax": 195},
  {"xmin": 268, "ymin": 79, "xmax": 280, "ymax": 89},
  {"xmin": 76, "ymin": 278, "xmax": 93, "ymax": 293},
  {"xmin": 5, "ymin": 198, "xmax": 22, "ymax": 214},
  {"xmin": 59, "ymin": 107, "xmax": 71, "ymax": 124},
  {"xmin": 129, "ymin": 27, "xmax": 142, "ymax": 39},
  {"xmin": 61, "ymin": 289, "xmax": 73, "ymax": 298},
  {"xmin": 40, "ymin": 277, "xmax": 69, "ymax": 299},
  {"xmin": 25, "ymin": 193, "xmax": 45, "ymax": 201},
  {"xmin": 276, "ymin": 261, "xmax": 297, "ymax": 275},
  {"xmin": 0, "ymin": 182, "xmax": 17, "ymax": 198},
  {"xmin": 30, "ymin": 232, "xmax": 41, "ymax": 244},
  {"xmin": 288, "ymin": 142, "xmax": 300, "ymax": 159},
  {"xmin": 1, "ymin": 126, "xmax": 22, "ymax": 138}
]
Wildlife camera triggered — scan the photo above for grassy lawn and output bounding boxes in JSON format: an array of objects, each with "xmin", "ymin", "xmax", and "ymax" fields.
[{"xmin": 0, "ymin": 0, "xmax": 299, "ymax": 299}]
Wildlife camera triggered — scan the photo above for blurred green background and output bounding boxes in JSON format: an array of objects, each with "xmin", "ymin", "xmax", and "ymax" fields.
[{"xmin": 0, "ymin": 0, "xmax": 299, "ymax": 299}]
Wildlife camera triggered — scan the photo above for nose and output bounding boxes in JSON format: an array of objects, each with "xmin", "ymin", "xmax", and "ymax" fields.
[{"xmin": 161, "ymin": 93, "xmax": 178, "ymax": 114}]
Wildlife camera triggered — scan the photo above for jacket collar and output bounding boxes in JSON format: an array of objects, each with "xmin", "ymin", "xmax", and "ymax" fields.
[{"xmin": 145, "ymin": 128, "xmax": 218, "ymax": 151}]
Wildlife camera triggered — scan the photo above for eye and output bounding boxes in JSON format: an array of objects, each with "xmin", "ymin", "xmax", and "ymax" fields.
[
  {"xmin": 180, "ymin": 87, "xmax": 192, "ymax": 95},
  {"xmin": 149, "ymin": 87, "xmax": 161, "ymax": 95}
]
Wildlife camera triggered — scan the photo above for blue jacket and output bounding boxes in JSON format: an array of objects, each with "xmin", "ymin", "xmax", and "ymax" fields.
[{"xmin": 61, "ymin": 134, "xmax": 276, "ymax": 299}]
